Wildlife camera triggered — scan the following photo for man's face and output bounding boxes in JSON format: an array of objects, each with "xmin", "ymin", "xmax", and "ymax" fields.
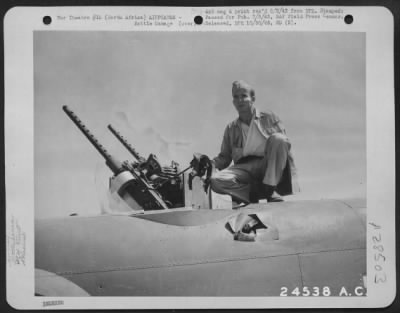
[{"xmin": 232, "ymin": 87, "xmax": 255, "ymax": 115}]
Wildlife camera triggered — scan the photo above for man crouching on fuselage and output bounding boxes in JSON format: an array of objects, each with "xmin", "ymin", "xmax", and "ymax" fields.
[{"xmin": 210, "ymin": 80, "xmax": 299, "ymax": 204}]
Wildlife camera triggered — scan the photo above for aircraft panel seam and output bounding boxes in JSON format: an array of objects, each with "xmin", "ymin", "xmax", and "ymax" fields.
[
  {"xmin": 50, "ymin": 247, "xmax": 366, "ymax": 277},
  {"xmin": 297, "ymin": 254, "xmax": 305, "ymax": 289},
  {"xmin": 336, "ymin": 199, "xmax": 366, "ymax": 230}
]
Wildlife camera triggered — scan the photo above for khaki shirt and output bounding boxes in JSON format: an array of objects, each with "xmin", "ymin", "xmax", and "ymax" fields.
[
  {"xmin": 214, "ymin": 109, "xmax": 286, "ymax": 169},
  {"xmin": 213, "ymin": 109, "xmax": 299, "ymax": 195}
]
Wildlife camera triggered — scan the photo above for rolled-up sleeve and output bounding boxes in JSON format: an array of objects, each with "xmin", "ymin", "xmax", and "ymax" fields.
[
  {"xmin": 272, "ymin": 112, "xmax": 286, "ymax": 135},
  {"xmin": 262, "ymin": 111, "xmax": 287, "ymax": 135},
  {"xmin": 213, "ymin": 125, "xmax": 232, "ymax": 170}
]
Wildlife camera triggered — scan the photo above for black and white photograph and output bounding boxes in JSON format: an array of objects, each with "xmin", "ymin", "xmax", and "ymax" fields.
[{"xmin": 4, "ymin": 6, "xmax": 396, "ymax": 309}]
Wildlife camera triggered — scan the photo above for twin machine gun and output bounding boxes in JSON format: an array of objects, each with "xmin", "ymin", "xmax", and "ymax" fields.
[{"xmin": 62, "ymin": 106, "xmax": 211, "ymax": 211}]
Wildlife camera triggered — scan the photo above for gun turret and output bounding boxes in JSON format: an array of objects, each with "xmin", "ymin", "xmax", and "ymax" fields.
[{"xmin": 62, "ymin": 106, "xmax": 169, "ymax": 211}]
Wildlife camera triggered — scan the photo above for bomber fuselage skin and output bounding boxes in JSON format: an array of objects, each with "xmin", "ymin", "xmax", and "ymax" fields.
[{"xmin": 35, "ymin": 198, "xmax": 366, "ymax": 296}]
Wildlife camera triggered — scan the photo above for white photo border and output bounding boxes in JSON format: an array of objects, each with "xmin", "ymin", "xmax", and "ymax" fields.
[{"xmin": 4, "ymin": 6, "xmax": 395, "ymax": 309}]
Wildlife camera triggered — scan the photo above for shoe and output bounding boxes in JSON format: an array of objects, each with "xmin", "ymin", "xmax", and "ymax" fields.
[
  {"xmin": 231, "ymin": 195, "xmax": 250, "ymax": 209},
  {"xmin": 232, "ymin": 196, "xmax": 249, "ymax": 204},
  {"xmin": 267, "ymin": 192, "xmax": 284, "ymax": 202},
  {"xmin": 249, "ymin": 191, "xmax": 259, "ymax": 203},
  {"xmin": 264, "ymin": 185, "xmax": 284, "ymax": 202}
]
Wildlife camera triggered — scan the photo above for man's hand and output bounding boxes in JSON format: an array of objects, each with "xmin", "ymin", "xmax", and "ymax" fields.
[
  {"xmin": 189, "ymin": 153, "xmax": 213, "ymax": 192},
  {"xmin": 190, "ymin": 153, "xmax": 211, "ymax": 176}
]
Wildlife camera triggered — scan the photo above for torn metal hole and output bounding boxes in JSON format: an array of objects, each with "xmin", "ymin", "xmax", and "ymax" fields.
[{"xmin": 225, "ymin": 213, "xmax": 279, "ymax": 242}]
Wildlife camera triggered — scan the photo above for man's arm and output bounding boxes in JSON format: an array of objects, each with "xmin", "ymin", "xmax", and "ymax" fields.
[
  {"xmin": 271, "ymin": 112, "xmax": 287, "ymax": 135},
  {"xmin": 212, "ymin": 125, "xmax": 233, "ymax": 170},
  {"xmin": 260, "ymin": 110, "xmax": 288, "ymax": 136}
]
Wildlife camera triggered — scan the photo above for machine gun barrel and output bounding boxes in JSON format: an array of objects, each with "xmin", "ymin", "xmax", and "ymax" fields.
[
  {"xmin": 62, "ymin": 106, "xmax": 122, "ymax": 174},
  {"xmin": 107, "ymin": 124, "xmax": 146, "ymax": 162}
]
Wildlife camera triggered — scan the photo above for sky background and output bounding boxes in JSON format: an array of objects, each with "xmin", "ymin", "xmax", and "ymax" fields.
[{"xmin": 34, "ymin": 31, "xmax": 365, "ymax": 218}]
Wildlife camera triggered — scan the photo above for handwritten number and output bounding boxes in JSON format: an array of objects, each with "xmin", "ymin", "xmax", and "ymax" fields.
[
  {"xmin": 374, "ymin": 253, "xmax": 386, "ymax": 262},
  {"xmin": 375, "ymin": 273, "xmax": 387, "ymax": 284},
  {"xmin": 373, "ymin": 245, "xmax": 384, "ymax": 253},
  {"xmin": 372, "ymin": 234, "xmax": 381, "ymax": 243}
]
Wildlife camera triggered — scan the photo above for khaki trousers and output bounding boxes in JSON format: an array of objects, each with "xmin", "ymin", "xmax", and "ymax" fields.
[{"xmin": 210, "ymin": 133, "xmax": 290, "ymax": 203}]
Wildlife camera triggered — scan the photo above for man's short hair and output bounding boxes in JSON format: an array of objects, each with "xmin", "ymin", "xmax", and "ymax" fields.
[{"xmin": 232, "ymin": 80, "xmax": 255, "ymax": 98}]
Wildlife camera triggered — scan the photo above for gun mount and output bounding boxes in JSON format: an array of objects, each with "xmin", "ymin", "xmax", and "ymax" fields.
[
  {"xmin": 62, "ymin": 106, "xmax": 169, "ymax": 211},
  {"xmin": 108, "ymin": 124, "xmax": 187, "ymax": 208},
  {"xmin": 62, "ymin": 106, "xmax": 221, "ymax": 212}
]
